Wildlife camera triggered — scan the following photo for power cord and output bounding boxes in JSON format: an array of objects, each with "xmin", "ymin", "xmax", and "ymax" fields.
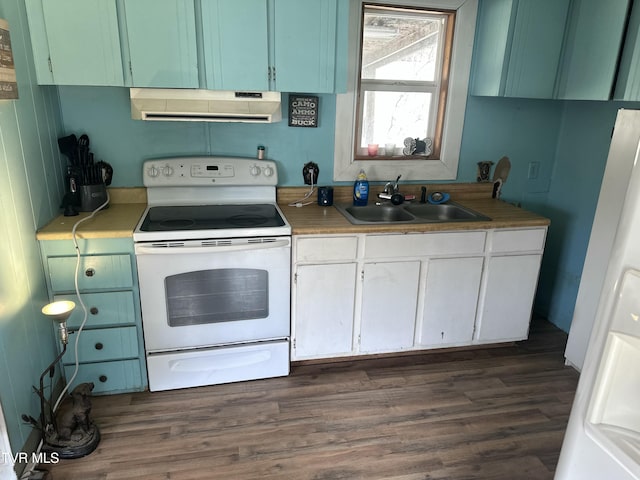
[
  {"xmin": 288, "ymin": 164, "xmax": 317, "ymax": 207},
  {"xmin": 53, "ymin": 190, "xmax": 110, "ymax": 411}
]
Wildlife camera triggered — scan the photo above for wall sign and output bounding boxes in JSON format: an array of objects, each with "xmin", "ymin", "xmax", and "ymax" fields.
[
  {"xmin": 289, "ymin": 94, "xmax": 318, "ymax": 128},
  {"xmin": 0, "ymin": 19, "xmax": 18, "ymax": 100}
]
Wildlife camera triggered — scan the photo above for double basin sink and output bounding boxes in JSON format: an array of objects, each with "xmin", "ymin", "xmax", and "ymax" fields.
[{"xmin": 335, "ymin": 201, "xmax": 491, "ymax": 225}]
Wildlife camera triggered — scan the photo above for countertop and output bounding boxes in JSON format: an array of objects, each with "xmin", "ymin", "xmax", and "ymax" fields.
[
  {"xmin": 36, "ymin": 188, "xmax": 147, "ymax": 240},
  {"xmin": 36, "ymin": 184, "xmax": 550, "ymax": 240},
  {"xmin": 281, "ymin": 198, "xmax": 549, "ymax": 235},
  {"xmin": 278, "ymin": 184, "xmax": 550, "ymax": 235}
]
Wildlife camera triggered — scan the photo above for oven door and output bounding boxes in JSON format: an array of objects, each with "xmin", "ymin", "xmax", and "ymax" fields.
[{"xmin": 135, "ymin": 237, "xmax": 290, "ymax": 352}]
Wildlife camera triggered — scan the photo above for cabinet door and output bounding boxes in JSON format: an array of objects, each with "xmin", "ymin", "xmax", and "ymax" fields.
[
  {"xmin": 272, "ymin": 0, "xmax": 338, "ymax": 93},
  {"xmin": 124, "ymin": 0, "xmax": 198, "ymax": 87},
  {"xmin": 615, "ymin": 1, "xmax": 640, "ymax": 100},
  {"xmin": 201, "ymin": 0, "xmax": 269, "ymax": 91},
  {"xmin": 360, "ymin": 261, "xmax": 420, "ymax": 353},
  {"xmin": 476, "ymin": 254, "xmax": 542, "ymax": 342},
  {"xmin": 556, "ymin": 0, "xmax": 630, "ymax": 100},
  {"xmin": 419, "ymin": 257, "xmax": 483, "ymax": 346},
  {"xmin": 471, "ymin": 0, "xmax": 569, "ymax": 98},
  {"xmin": 34, "ymin": 0, "xmax": 124, "ymax": 86},
  {"xmin": 504, "ymin": 0, "xmax": 570, "ymax": 98},
  {"xmin": 293, "ymin": 263, "xmax": 357, "ymax": 360}
]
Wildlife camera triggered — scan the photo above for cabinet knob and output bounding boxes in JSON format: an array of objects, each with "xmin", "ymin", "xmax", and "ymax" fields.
[
  {"xmin": 85, "ymin": 268, "xmax": 96, "ymax": 277},
  {"xmin": 94, "ymin": 342, "xmax": 103, "ymax": 350},
  {"xmin": 90, "ymin": 307, "xmax": 99, "ymax": 315},
  {"xmin": 99, "ymin": 375, "xmax": 108, "ymax": 383}
]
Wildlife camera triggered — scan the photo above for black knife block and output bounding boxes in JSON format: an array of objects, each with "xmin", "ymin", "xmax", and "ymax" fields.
[{"xmin": 79, "ymin": 184, "xmax": 108, "ymax": 212}]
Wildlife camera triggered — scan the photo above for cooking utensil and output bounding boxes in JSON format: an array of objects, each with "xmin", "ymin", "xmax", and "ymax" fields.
[
  {"xmin": 57, "ymin": 134, "xmax": 78, "ymax": 164},
  {"xmin": 492, "ymin": 156, "xmax": 511, "ymax": 198},
  {"xmin": 78, "ymin": 134, "xmax": 90, "ymax": 148},
  {"xmin": 97, "ymin": 161, "xmax": 113, "ymax": 186}
]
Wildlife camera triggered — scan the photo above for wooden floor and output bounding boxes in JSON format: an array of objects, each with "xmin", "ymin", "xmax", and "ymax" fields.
[{"xmin": 42, "ymin": 318, "xmax": 578, "ymax": 480}]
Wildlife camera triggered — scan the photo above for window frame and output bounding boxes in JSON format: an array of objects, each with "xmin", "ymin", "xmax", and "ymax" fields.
[
  {"xmin": 356, "ymin": 5, "xmax": 453, "ymax": 161},
  {"xmin": 333, "ymin": 0, "xmax": 478, "ymax": 182}
]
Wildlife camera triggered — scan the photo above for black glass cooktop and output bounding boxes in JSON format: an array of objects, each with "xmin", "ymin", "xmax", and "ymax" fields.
[{"xmin": 140, "ymin": 204, "xmax": 286, "ymax": 232}]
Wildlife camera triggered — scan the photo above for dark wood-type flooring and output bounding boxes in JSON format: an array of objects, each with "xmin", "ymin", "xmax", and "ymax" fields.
[{"xmin": 42, "ymin": 318, "xmax": 579, "ymax": 480}]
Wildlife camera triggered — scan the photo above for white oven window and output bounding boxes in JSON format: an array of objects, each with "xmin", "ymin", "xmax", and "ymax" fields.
[{"xmin": 165, "ymin": 268, "xmax": 269, "ymax": 326}]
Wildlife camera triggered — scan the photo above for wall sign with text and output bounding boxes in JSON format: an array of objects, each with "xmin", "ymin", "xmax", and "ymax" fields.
[
  {"xmin": 289, "ymin": 95, "xmax": 318, "ymax": 128},
  {"xmin": 0, "ymin": 18, "xmax": 18, "ymax": 99}
]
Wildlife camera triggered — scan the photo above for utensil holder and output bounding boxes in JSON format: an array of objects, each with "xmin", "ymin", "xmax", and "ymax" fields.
[{"xmin": 79, "ymin": 184, "xmax": 108, "ymax": 212}]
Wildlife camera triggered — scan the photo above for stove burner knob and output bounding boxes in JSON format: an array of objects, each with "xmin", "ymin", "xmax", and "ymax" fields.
[
  {"xmin": 147, "ymin": 165, "xmax": 160, "ymax": 178},
  {"xmin": 250, "ymin": 165, "xmax": 262, "ymax": 176},
  {"xmin": 162, "ymin": 165, "xmax": 174, "ymax": 176},
  {"xmin": 263, "ymin": 166, "xmax": 274, "ymax": 177}
]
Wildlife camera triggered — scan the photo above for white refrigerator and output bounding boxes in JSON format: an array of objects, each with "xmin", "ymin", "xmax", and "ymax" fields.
[{"xmin": 555, "ymin": 108, "xmax": 640, "ymax": 479}]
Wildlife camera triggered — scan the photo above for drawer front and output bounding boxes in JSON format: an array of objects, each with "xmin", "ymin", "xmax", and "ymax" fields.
[
  {"xmin": 48, "ymin": 254, "xmax": 133, "ymax": 292},
  {"xmin": 365, "ymin": 231, "xmax": 486, "ymax": 258},
  {"xmin": 64, "ymin": 359, "xmax": 143, "ymax": 394},
  {"xmin": 296, "ymin": 236, "xmax": 358, "ymax": 262},
  {"xmin": 54, "ymin": 291, "xmax": 137, "ymax": 329},
  {"xmin": 63, "ymin": 326, "xmax": 139, "ymax": 364},
  {"xmin": 490, "ymin": 228, "xmax": 547, "ymax": 253}
]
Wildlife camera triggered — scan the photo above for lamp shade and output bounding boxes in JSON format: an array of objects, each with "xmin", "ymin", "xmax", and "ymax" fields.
[{"xmin": 42, "ymin": 300, "xmax": 76, "ymax": 324}]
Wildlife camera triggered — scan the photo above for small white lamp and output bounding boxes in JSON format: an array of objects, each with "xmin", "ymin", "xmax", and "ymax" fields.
[{"xmin": 41, "ymin": 300, "xmax": 75, "ymax": 345}]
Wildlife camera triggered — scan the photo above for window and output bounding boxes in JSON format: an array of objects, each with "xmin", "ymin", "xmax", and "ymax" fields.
[
  {"xmin": 357, "ymin": 5, "xmax": 453, "ymax": 160},
  {"xmin": 334, "ymin": 0, "xmax": 478, "ymax": 182}
]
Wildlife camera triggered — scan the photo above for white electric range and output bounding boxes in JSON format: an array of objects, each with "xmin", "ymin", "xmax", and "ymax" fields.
[{"xmin": 134, "ymin": 156, "xmax": 291, "ymax": 392}]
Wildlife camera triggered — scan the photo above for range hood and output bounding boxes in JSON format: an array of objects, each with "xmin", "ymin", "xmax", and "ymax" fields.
[{"xmin": 130, "ymin": 88, "xmax": 282, "ymax": 123}]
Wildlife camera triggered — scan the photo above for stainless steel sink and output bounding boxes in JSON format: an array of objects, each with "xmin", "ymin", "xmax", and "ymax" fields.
[
  {"xmin": 339, "ymin": 205, "xmax": 415, "ymax": 223},
  {"xmin": 335, "ymin": 201, "xmax": 491, "ymax": 225},
  {"xmin": 404, "ymin": 203, "xmax": 491, "ymax": 222}
]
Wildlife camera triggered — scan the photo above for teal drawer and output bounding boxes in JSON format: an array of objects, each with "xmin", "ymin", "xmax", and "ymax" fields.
[
  {"xmin": 48, "ymin": 254, "xmax": 133, "ymax": 292},
  {"xmin": 63, "ymin": 326, "xmax": 139, "ymax": 364},
  {"xmin": 64, "ymin": 359, "xmax": 144, "ymax": 394},
  {"xmin": 54, "ymin": 291, "xmax": 137, "ymax": 329}
]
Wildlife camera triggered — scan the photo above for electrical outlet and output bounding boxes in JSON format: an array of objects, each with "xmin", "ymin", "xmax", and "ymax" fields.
[
  {"xmin": 302, "ymin": 162, "xmax": 319, "ymax": 185},
  {"xmin": 528, "ymin": 161, "xmax": 540, "ymax": 180}
]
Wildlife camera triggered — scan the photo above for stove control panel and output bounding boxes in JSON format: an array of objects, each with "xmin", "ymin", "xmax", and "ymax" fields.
[{"xmin": 143, "ymin": 156, "xmax": 279, "ymax": 187}]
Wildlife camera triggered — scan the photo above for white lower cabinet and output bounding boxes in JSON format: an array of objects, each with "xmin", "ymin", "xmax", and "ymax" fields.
[
  {"xmin": 291, "ymin": 227, "xmax": 546, "ymax": 361},
  {"xmin": 475, "ymin": 254, "xmax": 542, "ymax": 342},
  {"xmin": 360, "ymin": 261, "xmax": 420, "ymax": 353},
  {"xmin": 293, "ymin": 263, "xmax": 357, "ymax": 360},
  {"xmin": 419, "ymin": 256, "xmax": 484, "ymax": 347}
]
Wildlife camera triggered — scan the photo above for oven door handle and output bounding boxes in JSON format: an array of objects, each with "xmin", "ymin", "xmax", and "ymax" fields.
[{"xmin": 135, "ymin": 239, "xmax": 290, "ymax": 255}]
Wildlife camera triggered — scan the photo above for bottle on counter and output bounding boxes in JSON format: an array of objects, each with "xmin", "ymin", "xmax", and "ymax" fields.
[{"xmin": 353, "ymin": 169, "xmax": 369, "ymax": 206}]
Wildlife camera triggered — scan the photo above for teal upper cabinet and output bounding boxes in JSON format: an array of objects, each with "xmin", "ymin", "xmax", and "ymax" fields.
[
  {"xmin": 470, "ymin": 0, "xmax": 570, "ymax": 98},
  {"xmin": 272, "ymin": 0, "xmax": 338, "ymax": 93},
  {"xmin": 555, "ymin": 0, "xmax": 631, "ymax": 100},
  {"xmin": 25, "ymin": 0, "xmax": 124, "ymax": 86},
  {"xmin": 614, "ymin": 1, "xmax": 640, "ymax": 100},
  {"xmin": 201, "ymin": 0, "xmax": 270, "ymax": 91},
  {"xmin": 123, "ymin": 0, "xmax": 199, "ymax": 88},
  {"xmin": 201, "ymin": 0, "xmax": 339, "ymax": 93}
]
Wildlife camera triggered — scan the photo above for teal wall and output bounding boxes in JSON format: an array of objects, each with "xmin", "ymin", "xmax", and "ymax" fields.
[
  {"xmin": 0, "ymin": 0, "xmax": 65, "ymax": 456},
  {"xmin": 535, "ymin": 101, "xmax": 640, "ymax": 331},
  {"xmin": 57, "ymin": 88, "xmax": 567, "ymax": 192}
]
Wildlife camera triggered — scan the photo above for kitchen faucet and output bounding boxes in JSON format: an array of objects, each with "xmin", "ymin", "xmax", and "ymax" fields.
[{"xmin": 378, "ymin": 175, "xmax": 405, "ymax": 205}]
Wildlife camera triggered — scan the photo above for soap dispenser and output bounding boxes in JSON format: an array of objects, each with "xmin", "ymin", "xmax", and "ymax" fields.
[{"xmin": 353, "ymin": 169, "xmax": 369, "ymax": 206}]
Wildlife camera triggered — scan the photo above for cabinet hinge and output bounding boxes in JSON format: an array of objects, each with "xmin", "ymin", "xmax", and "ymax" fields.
[
  {"xmin": 272, "ymin": 66, "xmax": 276, "ymax": 83},
  {"xmin": 292, "ymin": 338, "xmax": 296, "ymax": 349},
  {"xmin": 129, "ymin": 61, "xmax": 133, "ymax": 76},
  {"xmin": 361, "ymin": 270, "xmax": 364, "ymax": 281},
  {"xmin": 47, "ymin": 57, "xmax": 53, "ymax": 73},
  {"xmin": 293, "ymin": 272, "xmax": 297, "ymax": 284},
  {"xmin": 268, "ymin": 66, "xmax": 272, "ymax": 81}
]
